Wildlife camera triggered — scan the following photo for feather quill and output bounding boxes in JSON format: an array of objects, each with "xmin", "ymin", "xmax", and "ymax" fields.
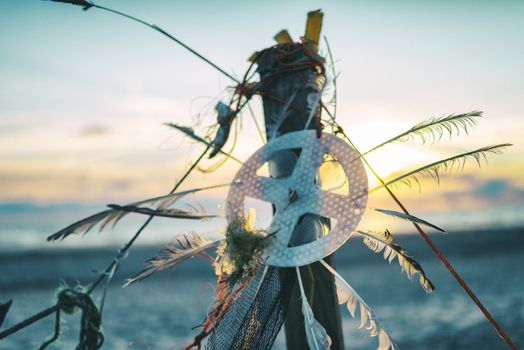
[
  {"xmin": 124, "ymin": 233, "xmax": 218, "ymax": 287},
  {"xmin": 296, "ymin": 267, "xmax": 332, "ymax": 350},
  {"xmin": 320, "ymin": 260, "xmax": 397, "ymax": 350},
  {"xmin": 357, "ymin": 230, "xmax": 435, "ymax": 293},
  {"xmin": 363, "ymin": 111, "xmax": 482, "ymax": 156},
  {"xmin": 106, "ymin": 204, "xmax": 214, "ymax": 220},
  {"xmin": 375, "ymin": 209, "xmax": 445, "ymax": 232}
]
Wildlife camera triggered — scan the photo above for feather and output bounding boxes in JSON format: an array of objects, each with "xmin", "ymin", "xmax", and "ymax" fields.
[
  {"xmin": 165, "ymin": 123, "xmax": 210, "ymax": 145},
  {"xmin": 47, "ymin": 210, "xmax": 114, "ymax": 241},
  {"xmin": 363, "ymin": 111, "xmax": 482, "ymax": 156},
  {"xmin": 357, "ymin": 230, "xmax": 435, "ymax": 293},
  {"xmin": 320, "ymin": 260, "xmax": 397, "ymax": 350},
  {"xmin": 302, "ymin": 298, "xmax": 332, "ymax": 350},
  {"xmin": 165, "ymin": 123, "xmax": 243, "ymax": 164},
  {"xmin": 47, "ymin": 184, "xmax": 230, "ymax": 241},
  {"xmin": 106, "ymin": 204, "xmax": 214, "ymax": 220},
  {"xmin": 266, "ymin": 91, "xmax": 297, "ymax": 140},
  {"xmin": 296, "ymin": 267, "xmax": 332, "ymax": 350},
  {"xmin": 370, "ymin": 144, "xmax": 512, "ymax": 192},
  {"xmin": 124, "ymin": 233, "xmax": 218, "ymax": 287},
  {"xmin": 200, "ymin": 118, "xmax": 240, "ymax": 171},
  {"xmin": 0, "ymin": 300, "xmax": 13, "ymax": 328},
  {"xmin": 208, "ymin": 102, "xmax": 235, "ymax": 158},
  {"xmin": 375, "ymin": 209, "xmax": 445, "ymax": 232},
  {"xmin": 48, "ymin": 0, "xmax": 94, "ymax": 10},
  {"xmin": 305, "ymin": 83, "xmax": 323, "ymax": 130},
  {"xmin": 98, "ymin": 208, "xmax": 129, "ymax": 231}
]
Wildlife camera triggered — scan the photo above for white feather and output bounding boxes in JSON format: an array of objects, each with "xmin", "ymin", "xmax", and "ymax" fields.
[
  {"xmin": 358, "ymin": 230, "xmax": 435, "ymax": 293},
  {"xmin": 124, "ymin": 233, "xmax": 218, "ymax": 287},
  {"xmin": 266, "ymin": 91, "xmax": 297, "ymax": 140},
  {"xmin": 296, "ymin": 267, "xmax": 332, "ymax": 350},
  {"xmin": 320, "ymin": 260, "xmax": 397, "ymax": 350},
  {"xmin": 47, "ymin": 183, "xmax": 230, "ymax": 241}
]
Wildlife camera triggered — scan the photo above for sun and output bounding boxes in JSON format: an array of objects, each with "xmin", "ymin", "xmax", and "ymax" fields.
[{"xmin": 347, "ymin": 121, "xmax": 431, "ymax": 185}]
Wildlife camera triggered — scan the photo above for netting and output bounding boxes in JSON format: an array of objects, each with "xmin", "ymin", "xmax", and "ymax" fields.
[{"xmin": 204, "ymin": 266, "xmax": 295, "ymax": 350}]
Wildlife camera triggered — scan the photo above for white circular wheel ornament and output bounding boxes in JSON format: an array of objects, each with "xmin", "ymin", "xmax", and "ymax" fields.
[{"xmin": 226, "ymin": 130, "xmax": 368, "ymax": 267}]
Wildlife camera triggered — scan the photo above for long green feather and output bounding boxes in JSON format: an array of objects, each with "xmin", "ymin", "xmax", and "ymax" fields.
[
  {"xmin": 363, "ymin": 111, "xmax": 482, "ymax": 156},
  {"xmin": 368, "ymin": 143, "xmax": 512, "ymax": 193}
]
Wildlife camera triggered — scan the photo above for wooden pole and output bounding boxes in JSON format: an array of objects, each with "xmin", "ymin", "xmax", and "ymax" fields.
[{"xmin": 254, "ymin": 10, "xmax": 345, "ymax": 349}]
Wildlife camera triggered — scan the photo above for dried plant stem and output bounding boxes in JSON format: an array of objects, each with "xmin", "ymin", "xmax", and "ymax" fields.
[
  {"xmin": 0, "ymin": 145, "xmax": 211, "ymax": 340},
  {"xmin": 383, "ymin": 186, "xmax": 517, "ymax": 350},
  {"xmin": 326, "ymin": 109, "xmax": 517, "ymax": 349},
  {"xmin": 247, "ymin": 102, "xmax": 266, "ymax": 144},
  {"xmin": 88, "ymin": 3, "xmax": 240, "ymax": 84},
  {"xmin": 323, "ymin": 36, "xmax": 338, "ymax": 128}
]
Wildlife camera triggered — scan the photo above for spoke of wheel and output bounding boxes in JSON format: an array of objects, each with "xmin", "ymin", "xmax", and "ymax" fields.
[{"xmin": 292, "ymin": 144, "xmax": 319, "ymax": 182}]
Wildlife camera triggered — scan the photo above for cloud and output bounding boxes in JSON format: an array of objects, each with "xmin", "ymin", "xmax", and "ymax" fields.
[
  {"xmin": 443, "ymin": 178, "xmax": 524, "ymax": 207},
  {"xmin": 472, "ymin": 179, "xmax": 524, "ymax": 202},
  {"xmin": 77, "ymin": 125, "xmax": 109, "ymax": 137}
]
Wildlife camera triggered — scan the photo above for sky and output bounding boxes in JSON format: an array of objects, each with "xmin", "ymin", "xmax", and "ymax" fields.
[{"xmin": 1, "ymin": 0, "xmax": 523, "ymax": 232}]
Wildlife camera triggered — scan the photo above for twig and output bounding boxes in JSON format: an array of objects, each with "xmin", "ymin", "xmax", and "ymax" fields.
[
  {"xmin": 323, "ymin": 36, "xmax": 338, "ymax": 128},
  {"xmin": 87, "ymin": 2, "xmax": 240, "ymax": 84},
  {"xmin": 246, "ymin": 102, "xmax": 266, "ymax": 144}
]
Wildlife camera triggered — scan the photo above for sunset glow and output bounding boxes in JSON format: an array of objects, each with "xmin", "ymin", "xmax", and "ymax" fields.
[{"xmin": 1, "ymin": 0, "xmax": 523, "ymax": 231}]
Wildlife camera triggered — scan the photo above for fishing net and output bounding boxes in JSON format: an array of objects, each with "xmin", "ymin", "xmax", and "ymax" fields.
[{"xmin": 204, "ymin": 266, "xmax": 295, "ymax": 350}]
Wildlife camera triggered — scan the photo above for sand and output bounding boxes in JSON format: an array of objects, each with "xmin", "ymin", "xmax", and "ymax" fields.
[{"xmin": 1, "ymin": 228, "xmax": 523, "ymax": 349}]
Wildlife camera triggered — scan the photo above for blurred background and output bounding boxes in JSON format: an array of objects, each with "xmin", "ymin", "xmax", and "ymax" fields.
[{"xmin": 1, "ymin": 0, "xmax": 523, "ymax": 349}]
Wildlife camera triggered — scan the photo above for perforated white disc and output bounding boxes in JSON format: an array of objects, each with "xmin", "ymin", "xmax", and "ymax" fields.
[{"xmin": 226, "ymin": 130, "xmax": 368, "ymax": 267}]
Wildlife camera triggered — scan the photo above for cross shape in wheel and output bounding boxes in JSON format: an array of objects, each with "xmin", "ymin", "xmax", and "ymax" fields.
[{"xmin": 226, "ymin": 130, "xmax": 368, "ymax": 267}]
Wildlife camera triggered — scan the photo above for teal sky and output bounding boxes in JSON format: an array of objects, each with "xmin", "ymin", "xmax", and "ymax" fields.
[{"xmin": 1, "ymin": 0, "xmax": 523, "ymax": 230}]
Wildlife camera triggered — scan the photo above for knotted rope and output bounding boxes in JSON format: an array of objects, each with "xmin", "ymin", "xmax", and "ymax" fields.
[{"xmin": 39, "ymin": 286, "xmax": 104, "ymax": 350}]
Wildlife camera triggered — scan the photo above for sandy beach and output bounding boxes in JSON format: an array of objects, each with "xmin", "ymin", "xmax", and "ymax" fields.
[{"xmin": 1, "ymin": 227, "xmax": 523, "ymax": 349}]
